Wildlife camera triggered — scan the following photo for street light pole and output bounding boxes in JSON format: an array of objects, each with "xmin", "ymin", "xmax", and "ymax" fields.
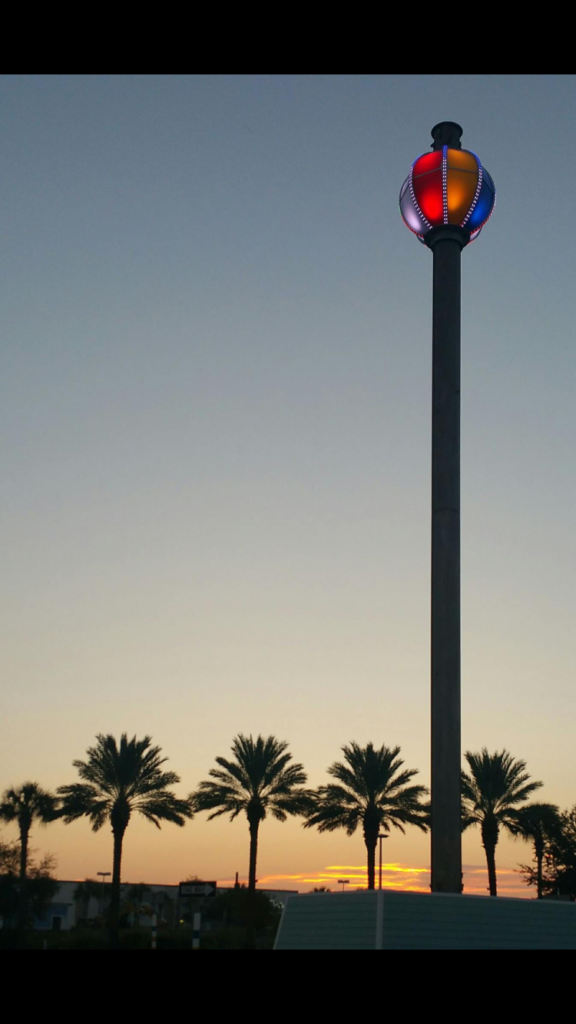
[
  {"xmin": 399, "ymin": 122, "xmax": 496, "ymax": 894},
  {"xmin": 378, "ymin": 833, "xmax": 389, "ymax": 891},
  {"xmin": 428, "ymin": 218, "xmax": 464, "ymax": 893}
]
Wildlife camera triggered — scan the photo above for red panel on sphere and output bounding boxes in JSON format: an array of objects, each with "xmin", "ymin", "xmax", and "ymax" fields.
[
  {"xmin": 413, "ymin": 169, "xmax": 443, "ymax": 224},
  {"xmin": 413, "ymin": 151, "xmax": 443, "ymax": 176}
]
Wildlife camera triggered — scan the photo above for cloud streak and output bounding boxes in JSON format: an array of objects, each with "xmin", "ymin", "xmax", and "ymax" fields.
[{"xmin": 255, "ymin": 862, "xmax": 532, "ymax": 897}]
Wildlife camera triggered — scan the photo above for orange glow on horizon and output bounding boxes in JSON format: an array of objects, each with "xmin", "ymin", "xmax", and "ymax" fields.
[
  {"xmin": 252, "ymin": 862, "xmax": 532, "ymax": 899},
  {"xmin": 256, "ymin": 861, "xmax": 432, "ymax": 893},
  {"xmin": 326, "ymin": 863, "xmax": 429, "ymax": 873}
]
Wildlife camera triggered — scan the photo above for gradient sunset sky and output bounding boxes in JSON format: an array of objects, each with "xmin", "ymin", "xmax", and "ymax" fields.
[{"xmin": 1, "ymin": 75, "xmax": 574, "ymax": 898}]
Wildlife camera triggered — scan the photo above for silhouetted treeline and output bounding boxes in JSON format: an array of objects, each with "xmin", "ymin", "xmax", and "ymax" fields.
[
  {"xmin": 518, "ymin": 805, "xmax": 576, "ymax": 900},
  {"xmin": 1, "ymin": 734, "xmax": 575, "ymax": 950}
]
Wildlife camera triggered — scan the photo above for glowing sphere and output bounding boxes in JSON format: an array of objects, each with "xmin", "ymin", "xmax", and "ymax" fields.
[{"xmin": 400, "ymin": 146, "xmax": 495, "ymax": 244}]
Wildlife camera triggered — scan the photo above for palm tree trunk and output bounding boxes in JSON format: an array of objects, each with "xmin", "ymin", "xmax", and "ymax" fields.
[
  {"xmin": 248, "ymin": 821, "xmax": 259, "ymax": 893},
  {"xmin": 481, "ymin": 818, "xmax": 499, "ymax": 897},
  {"xmin": 17, "ymin": 825, "xmax": 30, "ymax": 944},
  {"xmin": 536, "ymin": 851, "xmax": 543, "ymax": 899},
  {"xmin": 110, "ymin": 829, "xmax": 124, "ymax": 948},
  {"xmin": 365, "ymin": 834, "xmax": 377, "ymax": 891},
  {"xmin": 246, "ymin": 820, "xmax": 259, "ymax": 949},
  {"xmin": 532, "ymin": 834, "xmax": 545, "ymax": 899},
  {"xmin": 484, "ymin": 842, "xmax": 498, "ymax": 897}
]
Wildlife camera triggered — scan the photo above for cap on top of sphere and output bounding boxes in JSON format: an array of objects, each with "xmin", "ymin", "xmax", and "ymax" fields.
[
  {"xmin": 399, "ymin": 125, "xmax": 495, "ymax": 244},
  {"xmin": 431, "ymin": 122, "xmax": 463, "ymax": 150}
]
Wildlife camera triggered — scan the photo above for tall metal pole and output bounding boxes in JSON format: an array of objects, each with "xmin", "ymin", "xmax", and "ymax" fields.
[
  {"xmin": 426, "ymin": 120, "xmax": 466, "ymax": 894},
  {"xmin": 400, "ymin": 121, "xmax": 496, "ymax": 896},
  {"xmin": 427, "ymin": 224, "xmax": 464, "ymax": 893}
]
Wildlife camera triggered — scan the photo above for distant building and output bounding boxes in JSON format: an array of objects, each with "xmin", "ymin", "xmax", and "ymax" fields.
[{"xmin": 33, "ymin": 881, "xmax": 299, "ymax": 931}]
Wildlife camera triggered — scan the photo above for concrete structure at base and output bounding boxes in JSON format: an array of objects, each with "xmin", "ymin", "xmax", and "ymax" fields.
[{"xmin": 274, "ymin": 890, "xmax": 576, "ymax": 950}]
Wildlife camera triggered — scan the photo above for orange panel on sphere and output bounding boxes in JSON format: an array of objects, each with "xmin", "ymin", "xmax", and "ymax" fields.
[
  {"xmin": 447, "ymin": 168, "xmax": 478, "ymax": 224},
  {"xmin": 446, "ymin": 148, "xmax": 478, "ymax": 172}
]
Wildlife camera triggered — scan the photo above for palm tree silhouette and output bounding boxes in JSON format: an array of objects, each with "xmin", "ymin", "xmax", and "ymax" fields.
[
  {"xmin": 0, "ymin": 782, "xmax": 58, "ymax": 938},
  {"xmin": 191, "ymin": 734, "xmax": 311, "ymax": 895},
  {"xmin": 58, "ymin": 733, "xmax": 193, "ymax": 944},
  {"xmin": 461, "ymin": 748, "xmax": 542, "ymax": 896},
  {"xmin": 303, "ymin": 742, "xmax": 428, "ymax": 890},
  {"xmin": 512, "ymin": 802, "xmax": 561, "ymax": 899}
]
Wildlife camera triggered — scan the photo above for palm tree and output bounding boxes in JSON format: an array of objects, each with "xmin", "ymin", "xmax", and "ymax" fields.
[
  {"xmin": 190, "ymin": 734, "xmax": 311, "ymax": 895},
  {"xmin": 513, "ymin": 802, "xmax": 561, "ymax": 899},
  {"xmin": 0, "ymin": 782, "xmax": 58, "ymax": 937},
  {"xmin": 461, "ymin": 748, "xmax": 543, "ymax": 897},
  {"xmin": 58, "ymin": 734, "xmax": 193, "ymax": 944},
  {"xmin": 303, "ymin": 742, "xmax": 429, "ymax": 890}
]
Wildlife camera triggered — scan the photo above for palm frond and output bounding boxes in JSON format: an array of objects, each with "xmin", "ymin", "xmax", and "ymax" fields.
[
  {"xmin": 211, "ymin": 757, "xmax": 251, "ymax": 790},
  {"xmin": 462, "ymin": 749, "xmax": 543, "ymax": 838},
  {"xmin": 57, "ymin": 784, "xmax": 110, "ymax": 831},
  {"xmin": 191, "ymin": 781, "xmax": 248, "ymax": 819},
  {"xmin": 304, "ymin": 795, "xmax": 364, "ymax": 835},
  {"xmin": 136, "ymin": 793, "xmax": 193, "ymax": 828},
  {"xmin": 0, "ymin": 782, "xmax": 59, "ymax": 828},
  {"xmin": 59, "ymin": 734, "xmax": 188, "ymax": 835},
  {"xmin": 306, "ymin": 742, "xmax": 428, "ymax": 842},
  {"xmin": 193, "ymin": 734, "xmax": 309, "ymax": 828}
]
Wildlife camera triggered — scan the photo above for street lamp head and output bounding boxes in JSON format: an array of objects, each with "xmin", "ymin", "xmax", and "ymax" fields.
[
  {"xmin": 400, "ymin": 124, "xmax": 495, "ymax": 247},
  {"xmin": 430, "ymin": 122, "xmax": 463, "ymax": 150}
]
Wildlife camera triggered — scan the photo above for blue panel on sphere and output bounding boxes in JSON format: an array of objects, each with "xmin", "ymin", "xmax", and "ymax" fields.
[
  {"xmin": 481, "ymin": 167, "xmax": 495, "ymax": 194},
  {"xmin": 467, "ymin": 178, "xmax": 495, "ymax": 229}
]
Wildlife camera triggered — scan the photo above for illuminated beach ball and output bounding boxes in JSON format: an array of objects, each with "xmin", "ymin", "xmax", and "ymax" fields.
[{"xmin": 400, "ymin": 147, "xmax": 495, "ymax": 244}]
